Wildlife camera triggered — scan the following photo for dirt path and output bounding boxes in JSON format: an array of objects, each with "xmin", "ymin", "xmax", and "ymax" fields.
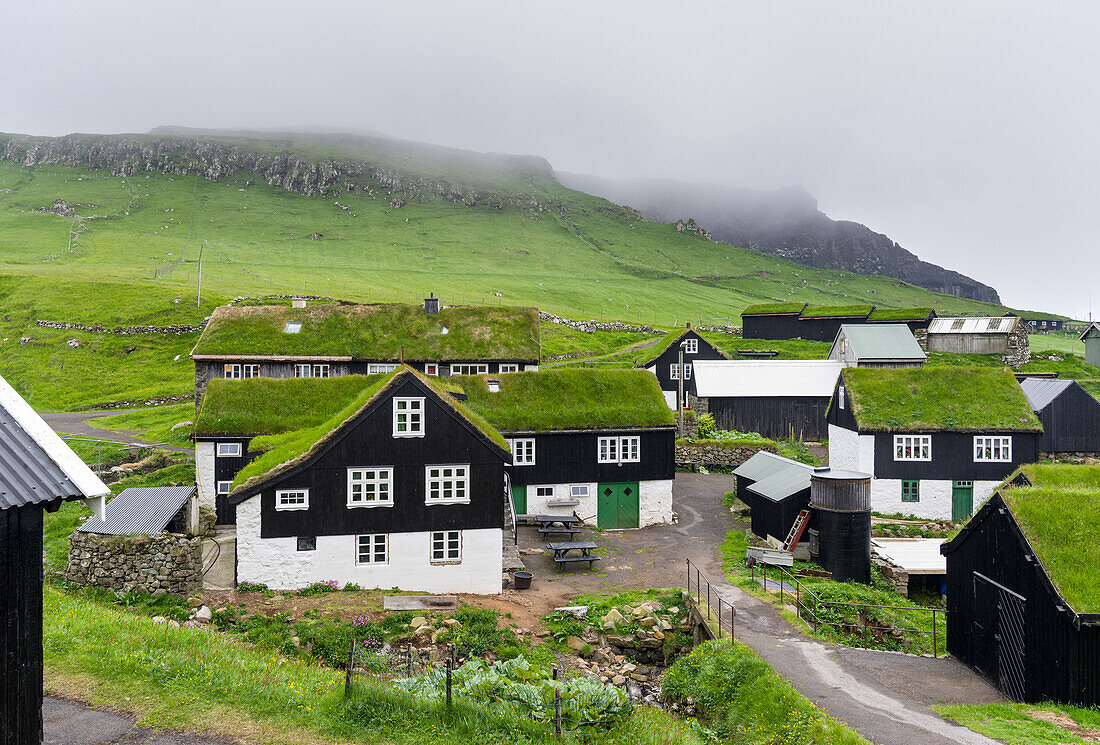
[
  {"xmin": 541, "ymin": 337, "xmax": 664, "ymax": 368},
  {"xmin": 44, "ymin": 696, "xmax": 234, "ymax": 745},
  {"xmin": 516, "ymin": 473, "xmax": 1003, "ymax": 745},
  {"xmin": 42, "ymin": 409, "xmax": 195, "ymax": 455}
]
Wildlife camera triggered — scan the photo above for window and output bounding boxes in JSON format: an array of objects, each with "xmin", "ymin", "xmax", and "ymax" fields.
[
  {"xmin": 974, "ymin": 436, "xmax": 1012, "ymax": 462},
  {"xmin": 499, "ymin": 363, "xmax": 520, "ymax": 373},
  {"xmin": 297, "ymin": 536, "xmax": 316, "ymax": 551},
  {"xmin": 669, "ymin": 363, "xmax": 691, "ymax": 380},
  {"xmin": 393, "ymin": 398, "xmax": 424, "ymax": 437},
  {"xmin": 369, "ymin": 363, "xmax": 398, "ymax": 375},
  {"xmin": 294, "ymin": 363, "xmax": 312, "ymax": 378},
  {"xmin": 598, "ymin": 436, "xmax": 641, "ymax": 464},
  {"xmin": 683, "ymin": 338, "xmax": 698, "ymax": 354},
  {"xmin": 838, "ymin": 386, "xmax": 846, "ymax": 410},
  {"xmin": 451, "ymin": 363, "xmax": 489, "ymax": 375},
  {"xmin": 535, "ymin": 486, "xmax": 554, "ymax": 498},
  {"xmin": 276, "ymin": 489, "xmax": 309, "ymax": 511},
  {"xmin": 901, "ymin": 480, "xmax": 920, "ymax": 502},
  {"xmin": 424, "ymin": 363, "xmax": 439, "ymax": 376},
  {"xmin": 216, "ymin": 481, "xmax": 231, "ymax": 495},
  {"xmin": 430, "ymin": 530, "xmax": 461, "ymax": 563},
  {"xmin": 509, "ymin": 438, "xmax": 535, "ymax": 466},
  {"xmin": 224, "ymin": 363, "xmax": 241, "ymax": 379},
  {"xmin": 839, "ymin": 338, "xmax": 847, "ymax": 354},
  {"xmin": 894, "ymin": 435, "xmax": 932, "ymax": 461},
  {"xmin": 425, "ymin": 465, "xmax": 469, "ymax": 503},
  {"xmin": 347, "ymin": 467, "xmax": 393, "ymax": 507},
  {"xmin": 312, "ymin": 364, "xmax": 330, "ymax": 378},
  {"xmin": 216, "ymin": 442, "xmax": 242, "ymax": 457},
  {"xmin": 356, "ymin": 534, "xmax": 388, "ymax": 564},
  {"xmin": 242, "ymin": 364, "xmax": 259, "ymax": 379},
  {"xmin": 954, "ymin": 480, "xmax": 973, "ymax": 488},
  {"xmin": 570, "ymin": 485, "xmax": 590, "ymax": 498}
]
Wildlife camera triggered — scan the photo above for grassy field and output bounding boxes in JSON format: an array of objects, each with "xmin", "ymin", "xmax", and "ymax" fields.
[
  {"xmin": 87, "ymin": 403, "xmax": 196, "ymax": 446},
  {"xmin": 1028, "ymin": 332, "xmax": 1086, "ymax": 355},
  {"xmin": 934, "ymin": 702, "xmax": 1100, "ymax": 745}
]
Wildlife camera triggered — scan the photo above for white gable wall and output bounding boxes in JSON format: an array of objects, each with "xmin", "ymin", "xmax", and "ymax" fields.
[
  {"xmin": 195, "ymin": 441, "xmax": 216, "ymax": 508},
  {"xmin": 828, "ymin": 424, "xmax": 875, "ymax": 473},
  {"xmin": 869, "ymin": 479, "xmax": 999, "ymax": 520}
]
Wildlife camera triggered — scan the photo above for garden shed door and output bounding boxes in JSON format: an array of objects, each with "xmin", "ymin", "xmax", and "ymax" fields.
[
  {"xmin": 510, "ymin": 485, "xmax": 527, "ymax": 515},
  {"xmin": 597, "ymin": 482, "xmax": 639, "ymax": 529},
  {"xmin": 952, "ymin": 481, "xmax": 974, "ymax": 522},
  {"xmin": 972, "ymin": 572, "xmax": 1027, "ymax": 701}
]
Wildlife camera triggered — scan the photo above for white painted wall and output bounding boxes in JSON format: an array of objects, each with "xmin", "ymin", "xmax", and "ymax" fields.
[
  {"xmin": 828, "ymin": 424, "xmax": 876, "ymax": 475},
  {"xmin": 235, "ymin": 496, "xmax": 504, "ymax": 594},
  {"xmin": 639, "ymin": 478, "xmax": 674, "ymax": 526},
  {"xmin": 525, "ymin": 482, "xmax": 597, "ymax": 521},
  {"xmin": 195, "ymin": 441, "xmax": 216, "ymax": 508},
  {"xmin": 522, "ymin": 478, "xmax": 673, "ymax": 528},
  {"xmin": 868, "ymin": 478, "xmax": 999, "ymax": 520}
]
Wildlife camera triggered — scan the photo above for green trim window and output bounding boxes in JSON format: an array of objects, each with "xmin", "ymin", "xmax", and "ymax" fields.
[{"xmin": 901, "ymin": 480, "xmax": 920, "ymax": 502}]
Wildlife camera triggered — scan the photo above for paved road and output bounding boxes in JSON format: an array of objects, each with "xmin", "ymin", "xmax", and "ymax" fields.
[
  {"xmin": 42, "ymin": 409, "xmax": 195, "ymax": 455},
  {"xmin": 44, "ymin": 696, "xmax": 233, "ymax": 745}
]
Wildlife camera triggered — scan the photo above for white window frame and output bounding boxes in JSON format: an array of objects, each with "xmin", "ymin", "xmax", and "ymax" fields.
[
  {"xmin": 312, "ymin": 364, "xmax": 330, "ymax": 378},
  {"xmin": 216, "ymin": 442, "xmax": 242, "ymax": 457},
  {"xmin": 499, "ymin": 363, "xmax": 520, "ymax": 373},
  {"xmin": 430, "ymin": 530, "xmax": 462, "ymax": 564},
  {"xmin": 294, "ymin": 363, "xmax": 313, "ymax": 378},
  {"xmin": 508, "ymin": 438, "xmax": 536, "ymax": 466},
  {"xmin": 369, "ymin": 363, "xmax": 398, "ymax": 375},
  {"xmin": 224, "ymin": 363, "xmax": 242, "ymax": 379},
  {"xmin": 683, "ymin": 338, "xmax": 698, "ymax": 354},
  {"xmin": 346, "ymin": 467, "xmax": 394, "ymax": 508},
  {"xmin": 974, "ymin": 436, "xmax": 1012, "ymax": 462},
  {"xmin": 535, "ymin": 486, "xmax": 554, "ymax": 499},
  {"xmin": 424, "ymin": 363, "xmax": 439, "ymax": 376},
  {"xmin": 838, "ymin": 386, "xmax": 846, "ymax": 410},
  {"xmin": 216, "ymin": 480, "xmax": 232, "ymax": 495},
  {"xmin": 393, "ymin": 397, "xmax": 425, "ymax": 438},
  {"xmin": 242, "ymin": 363, "xmax": 260, "ymax": 379},
  {"xmin": 275, "ymin": 489, "xmax": 309, "ymax": 511},
  {"xmin": 425, "ymin": 465, "xmax": 470, "ymax": 504},
  {"xmin": 450, "ymin": 363, "xmax": 489, "ymax": 375},
  {"xmin": 355, "ymin": 534, "xmax": 388, "ymax": 565},
  {"xmin": 570, "ymin": 484, "xmax": 590, "ymax": 498},
  {"xmin": 598, "ymin": 436, "xmax": 641, "ymax": 464},
  {"xmin": 669, "ymin": 363, "xmax": 679, "ymax": 380},
  {"xmin": 894, "ymin": 434, "xmax": 932, "ymax": 461}
]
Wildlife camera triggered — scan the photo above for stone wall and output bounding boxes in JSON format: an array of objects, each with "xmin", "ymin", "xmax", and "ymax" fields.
[
  {"xmin": 675, "ymin": 439, "xmax": 777, "ymax": 466},
  {"xmin": 537, "ymin": 311, "xmax": 663, "ymax": 336},
  {"xmin": 1040, "ymin": 451, "xmax": 1100, "ymax": 463},
  {"xmin": 35, "ymin": 319, "xmax": 205, "ymax": 335},
  {"xmin": 1004, "ymin": 324, "xmax": 1031, "ymax": 367},
  {"xmin": 66, "ymin": 531, "xmax": 203, "ymax": 596}
]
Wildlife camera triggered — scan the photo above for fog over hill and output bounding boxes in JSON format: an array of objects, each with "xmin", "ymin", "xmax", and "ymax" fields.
[{"xmin": 557, "ymin": 173, "xmax": 1001, "ymax": 305}]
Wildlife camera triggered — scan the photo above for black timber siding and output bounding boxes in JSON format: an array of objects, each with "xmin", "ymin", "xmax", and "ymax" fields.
[
  {"xmin": 208, "ymin": 437, "xmax": 256, "ymax": 525},
  {"xmin": 826, "ymin": 378, "xmax": 859, "ymax": 431},
  {"xmin": 745, "ymin": 314, "xmax": 932, "ymax": 341},
  {"xmin": 943, "ymin": 493, "xmax": 1100, "ymax": 705},
  {"xmin": 648, "ymin": 331, "xmax": 727, "ymax": 394},
  {"xmin": 253, "ymin": 377, "xmax": 508, "ymax": 540},
  {"xmin": 504, "ymin": 429, "xmax": 675, "ymax": 487},
  {"xmin": 871, "ymin": 431, "xmax": 1038, "ymax": 482},
  {"xmin": 741, "ymin": 314, "xmax": 802, "ymax": 340},
  {"xmin": 795, "ymin": 316, "xmax": 868, "ymax": 343},
  {"xmin": 0, "ymin": 504, "xmax": 45, "ymax": 745},
  {"xmin": 1036, "ymin": 384, "xmax": 1100, "ymax": 453},
  {"xmin": 706, "ymin": 396, "xmax": 831, "ymax": 440},
  {"xmin": 750, "ymin": 490, "xmax": 811, "ymax": 543}
]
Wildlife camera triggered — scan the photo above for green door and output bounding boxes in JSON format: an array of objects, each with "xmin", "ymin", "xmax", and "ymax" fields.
[
  {"xmin": 952, "ymin": 481, "xmax": 974, "ymax": 522},
  {"xmin": 511, "ymin": 485, "xmax": 527, "ymax": 516},
  {"xmin": 597, "ymin": 482, "xmax": 640, "ymax": 529}
]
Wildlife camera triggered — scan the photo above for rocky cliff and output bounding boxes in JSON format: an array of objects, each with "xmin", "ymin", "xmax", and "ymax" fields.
[{"xmin": 557, "ymin": 174, "xmax": 1001, "ymax": 304}]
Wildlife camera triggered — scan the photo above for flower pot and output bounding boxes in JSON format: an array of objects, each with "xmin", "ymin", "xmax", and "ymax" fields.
[{"xmin": 512, "ymin": 571, "xmax": 533, "ymax": 590}]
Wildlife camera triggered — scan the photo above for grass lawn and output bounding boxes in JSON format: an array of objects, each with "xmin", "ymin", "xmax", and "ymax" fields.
[
  {"xmin": 933, "ymin": 702, "xmax": 1100, "ymax": 745},
  {"xmin": 539, "ymin": 323, "xmax": 663, "ymax": 359},
  {"xmin": 702, "ymin": 334, "xmax": 832, "ymax": 360},
  {"xmin": 88, "ymin": 403, "xmax": 196, "ymax": 446},
  {"xmin": 1028, "ymin": 332, "xmax": 1086, "ymax": 356}
]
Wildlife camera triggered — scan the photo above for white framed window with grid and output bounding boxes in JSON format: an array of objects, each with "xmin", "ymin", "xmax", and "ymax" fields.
[
  {"xmin": 598, "ymin": 436, "xmax": 641, "ymax": 464},
  {"xmin": 570, "ymin": 484, "xmax": 590, "ymax": 498},
  {"xmin": 974, "ymin": 436, "xmax": 1012, "ymax": 462},
  {"xmin": 369, "ymin": 363, "xmax": 398, "ymax": 375},
  {"xmin": 499, "ymin": 363, "xmax": 520, "ymax": 373},
  {"xmin": 275, "ymin": 489, "xmax": 309, "ymax": 511},
  {"xmin": 894, "ymin": 434, "xmax": 932, "ymax": 461},
  {"xmin": 669, "ymin": 363, "xmax": 691, "ymax": 380},
  {"xmin": 425, "ymin": 465, "xmax": 469, "ymax": 504},
  {"xmin": 430, "ymin": 530, "xmax": 462, "ymax": 564},
  {"xmin": 347, "ymin": 467, "xmax": 393, "ymax": 508},
  {"xmin": 294, "ymin": 363, "xmax": 312, "ymax": 378},
  {"xmin": 451, "ymin": 363, "xmax": 489, "ymax": 375},
  {"xmin": 242, "ymin": 363, "xmax": 259, "ymax": 379},
  {"xmin": 393, "ymin": 397, "xmax": 425, "ymax": 437},
  {"xmin": 683, "ymin": 338, "xmax": 698, "ymax": 354},
  {"xmin": 216, "ymin": 442, "xmax": 241, "ymax": 457},
  {"xmin": 356, "ymin": 534, "xmax": 388, "ymax": 565},
  {"xmin": 312, "ymin": 364, "xmax": 330, "ymax": 378},
  {"xmin": 508, "ymin": 438, "xmax": 535, "ymax": 466},
  {"xmin": 216, "ymin": 480, "xmax": 231, "ymax": 495},
  {"xmin": 535, "ymin": 486, "xmax": 554, "ymax": 499},
  {"xmin": 224, "ymin": 363, "xmax": 242, "ymax": 379}
]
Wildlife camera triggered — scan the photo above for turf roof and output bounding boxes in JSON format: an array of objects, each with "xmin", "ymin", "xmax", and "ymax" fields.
[
  {"xmin": 866, "ymin": 307, "xmax": 933, "ymax": 322},
  {"xmin": 741, "ymin": 302, "xmax": 806, "ymax": 316},
  {"xmin": 998, "ymin": 464, "xmax": 1100, "ymax": 614},
  {"xmin": 841, "ymin": 366, "xmax": 1042, "ymax": 432},
  {"xmin": 191, "ymin": 303, "xmax": 540, "ymax": 361},
  {"xmin": 641, "ymin": 328, "xmax": 731, "ymax": 367},
  {"xmin": 798, "ymin": 304, "xmax": 875, "ymax": 319},
  {"xmin": 229, "ymin": 367, "xmax": 509, "ymax": 494},
  {"xmin": 452, "ymin": 369, "xmax": 676, "ymax": 432}
]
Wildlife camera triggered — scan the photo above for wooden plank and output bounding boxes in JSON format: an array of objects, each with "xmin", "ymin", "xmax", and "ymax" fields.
[{"xmin": 383, "ymin": 595, "xmax": 458, "ymax": 611}]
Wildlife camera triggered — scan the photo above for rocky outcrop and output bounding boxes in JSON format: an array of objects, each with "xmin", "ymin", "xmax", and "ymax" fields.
[{"xmin": 66, "ymin": 531, "xmax": 203, "ymax": 596}]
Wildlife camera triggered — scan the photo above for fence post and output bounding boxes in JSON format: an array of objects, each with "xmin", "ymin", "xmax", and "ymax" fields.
[
  {"xmin": 933, "ymin": 610, "xmax": 938, "ymax": 658},
  {"xmin": 344, "ymin": 638, "xmax": 356, "ymax": 697},
  {"xmin": 555, "ymin": 689, "xmax": 562, "ymax": 739},
  {"xmin": 446, "ymin": 658, "xmax": 453, "ymax": 708},
  {"xmin": 686, "ymin": 559, "xmax": 690, "ymax": 599}
]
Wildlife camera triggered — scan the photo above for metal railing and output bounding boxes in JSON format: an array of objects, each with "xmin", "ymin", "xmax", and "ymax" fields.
[
  {"xmin": 749, "ymin": 562, "xmax": 945, "ymax": 657},
  {"xmin": 685, "ymin": 559, "xmax": 734, "ymax": 640}
]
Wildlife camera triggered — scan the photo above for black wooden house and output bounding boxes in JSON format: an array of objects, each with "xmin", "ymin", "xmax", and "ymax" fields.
[
  {"xmin": 0, "ymin": 374, "xmax": 108, "ymax": 744},
  {"xmin": 741, "ymin": 303, "xmax": 935, "ymax": 342},
  {"xmin": 941, "ymin": 465, "xmax": 1100, "ymax": 705},
  {"xmin": 733, "ymin": 451, "xmax": 813, "ymax": 543},
  {"xmin": 1020, "ymin": 377, "xmax": 1100, "ymax": 455},
  {"xmin": 642, "ymin": 326, "xmax": 729, "ymax": 410}
]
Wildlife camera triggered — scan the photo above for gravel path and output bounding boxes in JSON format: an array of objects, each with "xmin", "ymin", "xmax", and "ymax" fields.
[{"xmin": 44, "ymin": 696, "xmax": 234, "ymax": 745}]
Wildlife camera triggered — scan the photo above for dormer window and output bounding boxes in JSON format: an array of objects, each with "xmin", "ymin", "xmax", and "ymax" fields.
[
  {"xmin": 487, "ymin": 380, "xmax": 501, "ymax": 393},
  {"xmin": 393, "ymin": 397, "xmax": 424, "ymax": 437},
  {"xmin": 683, "ymin": 338, "xmax": 698, "ymax": 354}
]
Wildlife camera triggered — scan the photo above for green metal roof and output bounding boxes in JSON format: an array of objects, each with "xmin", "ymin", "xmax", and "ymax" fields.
[
  {"xmin": 747, "ymin": 463, "xmax": 814, "ymax": 503},
  {"xmin": 832, "ymin": 324, "xmax": 926, "ymax": 362},
  {"xmin": 733, "ymin": 451, "xmax": 812, "ymax": 488}
]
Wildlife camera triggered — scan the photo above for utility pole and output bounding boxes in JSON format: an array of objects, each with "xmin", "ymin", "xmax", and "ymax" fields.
[
  {"xmin": 678, "ymin": 345, "xmax": 685, "ymax": 438},
  {"xmin": 196, "ymin": 240, "xmax": 206, "ymax": 309}
]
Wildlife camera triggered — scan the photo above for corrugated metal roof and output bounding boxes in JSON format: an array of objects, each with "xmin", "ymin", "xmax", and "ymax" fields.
[
  {"xmin": 1020, "ymin": 377, "xmax": 1074, "ymax": 411},
  {"xmin": 0, "ymin": 374, "xmax": 109, "ymax": 510},
  {"xmin": 1080, "ymin": 323, "xmax": 1100, "ymax": 341},
  {"xmin": 79, "ymin": 486, "xmax": 195, "ymax": 535},
  {"xmin": 693, "ymin": 360, "xmax": 843, "ymax": 398},
  {"xmin": 733, "ymin": 451, "xmax": 812, "ymax": 486},
  {"xmin": 928, "ymin": 317, "xmax": 1019, "ymax": 335},
  {"xmin": 833, "ymin": 324, "xmax": 926, "ymax": 361},
  {"xmin": 747, "ymin": 464, "xmax": 813, "ymax": 503},
  {"xmin": 871, "ymin": 538, "xmax": 946, "ymax": 575}
]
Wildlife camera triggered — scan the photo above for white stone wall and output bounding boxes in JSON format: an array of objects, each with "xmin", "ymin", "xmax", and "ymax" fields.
[
  {"xmin": 522, "ymin": 478, "xmax": 673, "ymax": 528},
  {"xmin": 868, "ymin": 478, "xmax": 1000, "ymax": 519},
  {"xmin": 828, "ymin": 424, "xmax": 876, "ymax": 474},
  {"xmin": 195, "ymin": 441, "xmax": 216, "ymax": 508},
  {"xmin": 524, "ymin": 482, "xmax": 597, "ymax": 521},
  {"xmin": 235, "ymin": 496, "xmax": 503, "ymax": 594},
  {"xmin": 638, "ymin": 479, "xmax": 674, "ymax": 526}
]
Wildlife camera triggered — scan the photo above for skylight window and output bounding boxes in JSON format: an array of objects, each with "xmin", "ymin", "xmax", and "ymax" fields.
[{"xmin": 284, "ymin": 321, "xmax": 302, "ymax": 334}]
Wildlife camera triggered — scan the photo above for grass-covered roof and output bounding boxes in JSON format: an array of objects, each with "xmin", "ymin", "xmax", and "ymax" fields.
[
  {"xmin": 841, "ymin": 367, "xmax": 1042, "ymax": 432},
  {"xmin": 867, "ymin": 307, "xmax": 933, "ymax": 322},
  {"xmin": 453, "ymin": 369, "xmax": 676, "ymax": 432},
  {"xmin": 741, "ymin": 302, "xmax": 806, "ymax": 316},
  {"xmin": 229, "ymin": 367, "xmax": 508, "ymax": 494},
  {"xmin": 998, "ymin": 464, "xmax": 1100, "ymax": 614},
  {"xmin": 798, "ymin": 304, "xmax": 875, "ymax": 319},
  {"xmin": 191, "ymin": 302, "xmax": 540, "ymax": 361},
  {"xmin": 641, "ymin": 328, "xmax": 731, "ymax": 366}
]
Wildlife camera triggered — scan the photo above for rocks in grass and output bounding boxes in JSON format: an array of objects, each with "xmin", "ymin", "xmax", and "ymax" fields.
[{"xmin": 194, "ymin": 606, "xmax": 212, "ymax": 623}]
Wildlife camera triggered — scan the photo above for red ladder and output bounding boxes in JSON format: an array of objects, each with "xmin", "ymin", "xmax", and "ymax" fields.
[{"xmin": 783, "ymin": 509, "xmax": 811, "ymax": 551}]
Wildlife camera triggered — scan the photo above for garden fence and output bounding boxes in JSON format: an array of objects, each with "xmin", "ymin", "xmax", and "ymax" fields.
[{"xmin": 685, "ymin": 559, "xmax": 735, "ymax": 640}]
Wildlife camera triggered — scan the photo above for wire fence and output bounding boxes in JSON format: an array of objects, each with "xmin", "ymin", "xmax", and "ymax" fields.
[{"xmin": 685, "ymin": 559, "xmax": 735, "ymax": 640}]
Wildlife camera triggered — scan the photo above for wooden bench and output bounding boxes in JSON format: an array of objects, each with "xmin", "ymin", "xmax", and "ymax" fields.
[
  {"xmin": 553, "ymin": 554, "xmax": 601, "ymax": 571},
  {"xmin": 537, "ymin": 526, "xmax": 583, "ymax": 540}
]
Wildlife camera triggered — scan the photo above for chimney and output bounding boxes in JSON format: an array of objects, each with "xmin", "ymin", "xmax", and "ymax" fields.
[
  {"xmin": 685, "ymin": 321, "xmax": 691, "ymax": 329},
  {"xmin": 424, "ymin": 293, "xmax": 440, "ymax": 315},
  {"xmin": 292, "ymin": 297, "xmax": 306, "ymax": 309}
]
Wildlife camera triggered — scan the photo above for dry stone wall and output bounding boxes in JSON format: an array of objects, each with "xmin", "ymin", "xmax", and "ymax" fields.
[
  {"xmin": 538, "ymin": 311, "xmax": 663, "ymax": 336},
  {"xmin": 35, "ymin": 319, "xmax": 205, "ymax": 335},
  {"xmin": 675, "ymin": 439, "xmax": 777, "ymax": 466},
  {"xmin": 66, "ymin": 531, "xmax": 203, "ymax": 596}
]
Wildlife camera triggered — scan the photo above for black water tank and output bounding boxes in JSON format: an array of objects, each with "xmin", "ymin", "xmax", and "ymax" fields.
[{"xmin": 809, "ymin": 469, "xmax": 872, "ymax": 583}]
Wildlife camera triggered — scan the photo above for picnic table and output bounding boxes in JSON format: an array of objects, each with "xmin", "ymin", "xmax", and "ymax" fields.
[
  {"xmin": 547, "ymin": 540, "xmax": 600, "ymax": 571},
  {"xmin": 535, "ymin": 513, "xmax": 586, "ymax": 540}
]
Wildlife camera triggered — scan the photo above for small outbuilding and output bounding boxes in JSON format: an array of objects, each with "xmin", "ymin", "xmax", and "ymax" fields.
[
  {"xmin": 941, "ymin": 464, "xmax": 1100, "ymax": 705},
  {"xmin": 0, "ymin": 374, "xmax": 108, "ymax": 745},
  {"xmin": 926, "ymin": 316, "xmax": 1030, "ymax": 365},
  {"xmin": 1080, "ymin": 322, "xmax": 1100, "ymax": 369},
  {"xmin": 827, "ymin": 324, "xmax": 926, "ymax": 368},
  {"xmin": 1019, "ymin": 377, "xmax": 1100, "ymax": 456},
  {"xmin": 733, "ymin": 451, "xmax": 813, "ymax": 544},
  {"xmin": 689, "ymin": 360, "xmax": 843, "ymax": 440}
]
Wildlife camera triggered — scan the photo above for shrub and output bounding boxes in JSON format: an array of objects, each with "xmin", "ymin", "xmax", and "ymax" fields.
[
  {"xmin": 696, "ymin": 412, "xmax": 717, "ymax": 439},
  {"xmin": 297, "ymin": 580, "xmax": 339, "ymax": 596},
  {"xmin": 236, "ymin": 581, "xmax": 269, "ymax": 593}
]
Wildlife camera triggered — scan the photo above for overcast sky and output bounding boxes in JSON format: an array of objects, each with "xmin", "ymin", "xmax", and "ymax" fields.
[{"xmin": 3, "ymin": 1, "xmax": 1097, "ymax": 317}]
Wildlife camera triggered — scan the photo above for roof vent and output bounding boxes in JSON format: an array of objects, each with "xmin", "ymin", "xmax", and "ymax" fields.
[
  {"xmin": 424, "ymin": 293, "xmax": 440, "ymax": 315},
  {"xmin": 291, "ymin": 297, "xmax": 306, "ymax": 309},
  {"xmin": 487, "ymin": 380, "xmax": 500, "ymax": 393},
  {"xmin": 284, "ymin": 321, "xmax": 302, "ymax": 334}
]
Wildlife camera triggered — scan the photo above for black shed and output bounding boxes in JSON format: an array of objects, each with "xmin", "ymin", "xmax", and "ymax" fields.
[
  {"xmin": 940, "ymin": 465, "xmax": 1100, "ymax": 705},
  {"xmin": 1019, "ymin": 377, "xmax": 1100, "ymax": 455},
  {"xmin": 0, "ymin": 375, "xmax": 108, "ymax": 744},
  {"xmin": 733, "ymin": 451, "xmax": 813, "ymax": 542}
]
